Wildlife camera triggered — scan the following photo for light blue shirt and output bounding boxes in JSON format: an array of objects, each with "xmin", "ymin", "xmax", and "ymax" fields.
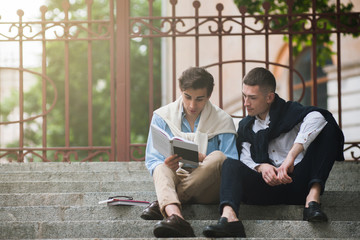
[{"xmin": 145, "ymin": 111, "xmax": 238, "ymax": 175}]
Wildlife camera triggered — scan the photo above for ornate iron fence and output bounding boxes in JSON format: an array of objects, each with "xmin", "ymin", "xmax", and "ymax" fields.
[
  {"xmin": 0, "ymin": 0, "xmax": 359, "ymax": 162},
  {"xmin": 0, "ymin": 0, "xmax": 116, "ymax": 162}
]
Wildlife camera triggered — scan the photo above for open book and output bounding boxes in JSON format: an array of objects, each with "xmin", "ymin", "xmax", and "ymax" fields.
[
  {"xmin": 98, "ymin": 196, "xmax": 150, "ymax": 207},
  {"xmin": 151, "ymin": 124, "xmax": 199, "ymax": 167}
]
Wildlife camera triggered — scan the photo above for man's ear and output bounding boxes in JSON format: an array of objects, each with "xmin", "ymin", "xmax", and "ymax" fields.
[{"xmin": 267, "ymin": 92, "xmax": 275, "ymax": 104}]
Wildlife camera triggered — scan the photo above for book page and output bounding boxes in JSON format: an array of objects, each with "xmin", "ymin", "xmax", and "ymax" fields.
[
  {"xmin": 151, "ymin": 124, "xmax": 172, "ymax": 158},
  {"xmin": 151, "ymin": 124, "xmax": 199, "ymax": 167}
]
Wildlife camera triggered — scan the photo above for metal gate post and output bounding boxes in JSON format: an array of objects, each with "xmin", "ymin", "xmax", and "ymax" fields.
[{"xmin": 115, "ymin": 0, "xmax": 130, "ymax": 161}]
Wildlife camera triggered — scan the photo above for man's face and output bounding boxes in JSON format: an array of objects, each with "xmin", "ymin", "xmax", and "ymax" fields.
[
  {"xmin": 181, "ymin": 88, "xmax": 209, "ymax": 119},
  {"xmin": 242, "ymin": 84, "xmax": 273, "ymax": 120}
]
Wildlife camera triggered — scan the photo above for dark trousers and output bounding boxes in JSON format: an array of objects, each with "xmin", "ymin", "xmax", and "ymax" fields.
[{"xmin": 219, "ymin": 123, "xmax": 341, "ymax": 216}]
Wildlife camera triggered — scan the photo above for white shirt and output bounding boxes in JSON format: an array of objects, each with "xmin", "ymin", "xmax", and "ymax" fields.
[{"xmin": 240, "ymin": 111, "xmax": 328, "ymax": 171}]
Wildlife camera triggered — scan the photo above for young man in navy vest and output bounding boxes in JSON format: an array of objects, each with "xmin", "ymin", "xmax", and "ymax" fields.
[{"xmin": 203, "ymin": 67, "xmax": 344, "ymax": 238}]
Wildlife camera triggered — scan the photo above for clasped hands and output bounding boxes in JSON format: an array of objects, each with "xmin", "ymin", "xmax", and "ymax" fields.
[
  {"xmin": 256, "ymin": 160, "xmax": 294, "ymax": 186},
  {"xmin": 164, "ymin": 152, "xmax": 206, "ymax": 171}
]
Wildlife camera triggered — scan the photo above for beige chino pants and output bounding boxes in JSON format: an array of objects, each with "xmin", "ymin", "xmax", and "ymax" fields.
[{"xmin": 152, "ymin": 150, "xmax": 227, "ymax": 217}]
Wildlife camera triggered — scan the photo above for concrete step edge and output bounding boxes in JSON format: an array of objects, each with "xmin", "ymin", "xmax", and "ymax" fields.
[
  {"xmin": 1, "ymin": 204, "xmax": 359, "ymax": 222},
  {"xmin": 0, "ymin": 170, "xmax": 358, "ymax": 182},
  {"xmin": 8, "ymin": 239, "xmax": 357, "ymax": 240},
  {"xmin": 0, "ymin": 220, "xmax": 359, "ymax": 239},
  {"xmin": 0, "ymin": 191, "xmax": 157, "ymax": 207},
  {"xmin": 0, "ymin": 181, "xmax": 156, "ymax": 193},
  {"xmin": 0, "ymin": 171, "xmax": 152, "ymax": 182},
  {"xmin": 0, "ymin": 161, "xmax": 356, "ymax": 172},
  {"xmin": 0, "ymin": 191, "xmax": 359, "ymax": 207},
  {"xmin": 1, "ymin": 181, "xmax": 358, "ymax": 192},
  {"xmin": 0, "ymin": 162, "xmax": 148, "ymax": 172}
]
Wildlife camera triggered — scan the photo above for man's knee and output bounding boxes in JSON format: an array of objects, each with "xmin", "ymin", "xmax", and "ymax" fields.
[
  {"xmin": 205, "ymin": 150, "xmax": 226, "ymax": 162},
  {"xmin": 222, "ymin": 158, "xmax": 260, "ymax": 184},
  {"xmin": 153, "ymin": 163, "xmax": 177, "ymax": 182},
  {"xmin": 154, "ymin": 163, "xmax": 169, "ymax": 174},
  {"xmin": 222, "ymin": 157, "xmax": 242, "ymax": 171},
  {"xmin": 201, "ymin": 150, "xmax": 227, "ymax": 170}
]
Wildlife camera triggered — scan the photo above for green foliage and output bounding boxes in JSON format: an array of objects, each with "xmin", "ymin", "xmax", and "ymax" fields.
[
  {"xmin": 233, "ymin": 0, "xmax": 358, "ymax": 66},
  {"xmin": 1, "ymin": 0, "xmax": 161, "ymax": 161},
  {"xmin": 130, "ymin": 0, "xmax": 162, "ymax": 143},
  {"xmin": 0, "ymin": 90, "xmax": 18, "ymax": 122}
]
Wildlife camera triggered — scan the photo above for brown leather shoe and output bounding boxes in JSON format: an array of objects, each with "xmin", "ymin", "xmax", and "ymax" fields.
[
  {"xmin": 140, "ymin": 200, "xmax": 163, "ymax": 220},
  {"xmin": 153, "ymin": 214, "xmax": 195, "ymax": 238}
]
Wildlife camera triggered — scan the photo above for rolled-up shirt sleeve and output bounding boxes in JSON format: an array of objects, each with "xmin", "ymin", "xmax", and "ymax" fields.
[
  {"xmin": 240, "ymin": 142, "xmax": 260, "ymax": 171},
  {"xmin": 294, "ymin": 111, "xmax": 327, "ymax": 151},
  {"xmin": 217, "ymin": 133, "xmax": 239, "ymax": 160},
  {"xmin": 145, "ymin": 114, "xmax": 167, "ymax": 176}
]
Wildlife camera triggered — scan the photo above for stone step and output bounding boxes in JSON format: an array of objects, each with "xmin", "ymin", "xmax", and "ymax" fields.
[
  {"xmin": 0, "ymin": 162, "xmax": 358, "ymax": 188},
  {"xmin": 1, "ymin": 239, "xmax": 350, "ymax": 240},
  {"xmin": 1, "ymin": 161, "xmax": 358, "ymax": 239},
  {"xmin": 0, "ymin": 171, "xmax": 153, "ymax": 182},
  {"xmin": 0, "ymin": 162, "xmax": 148, "ymax": 172},
  {"xmin": 1, "ymin": 176, "xmax": 358, "ymax": 194},
  {"xmin": 0, "ymin": 181, "xmax": 155, "ymax": 194},
  {"xmin": 0, "ymin": 239, "xmax": 344, "ymax": 240},
  {"xmin": 1, "ymin": 200, "xmax": 359, "ymax": 222},
  {"xmin": 0, "ymin": 220, "xmax": 359, "ymax": 239},
  {"xmin": 0, "ymin": 192, "xmax": 157, "ymax": 207},
  {"xmin": 1, "ymin": 191, "xmax": 358, "ymax": 224},
  {"xmin": 0, "ymin": 164, "xmax": 358, "ymax": 184},
  {"xmin": 1, "ymin": 190, "xmax": 357, "ymax": 207},
  {"xmin": 0, "ymin": 161, "xmax": 356, "ymax": 175}
]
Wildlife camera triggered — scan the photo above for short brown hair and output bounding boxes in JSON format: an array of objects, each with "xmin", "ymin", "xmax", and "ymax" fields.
[
  {"xmin": 243, "ymin": 67, "xmax": 276, "ymax": 94},
  {"xmin": 178, "ymin": 67, "xmax": 214, "ymax": 97}
]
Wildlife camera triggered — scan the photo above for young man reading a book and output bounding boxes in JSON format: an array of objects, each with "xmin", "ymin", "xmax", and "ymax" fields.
[
  {"xmin": 203, "ymin": 67, "xmax": 344, "ymax": 237},
  {"xmin": 142, "ymin": 67, "xmax": 238, "ymax": 238}
]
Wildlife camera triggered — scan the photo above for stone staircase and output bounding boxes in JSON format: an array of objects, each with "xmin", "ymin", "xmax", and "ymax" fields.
[{"xmin": 0, "ymin": 161, "xmax": 359, "ymax": 239}]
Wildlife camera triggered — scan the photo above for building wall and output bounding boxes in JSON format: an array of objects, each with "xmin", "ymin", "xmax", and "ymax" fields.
[{"xmin": 161, "ymin": 0, "xmax": 285, "ymax": 114}]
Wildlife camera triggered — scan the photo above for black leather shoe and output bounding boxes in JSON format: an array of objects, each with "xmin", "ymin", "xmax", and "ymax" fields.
[
  {"xmin": 303, "ymin": 201, "xmax": 328, "ymax": 222},
  {"xmin": 153, "ymin": 214, "xmax": 195, "ymax": 238},
  {"xmin": 203, "ymin": 217, "xmax": 246, "ymax": 238},
  {"xmin": 140, "ymin": 200, "xmax": 163, "ymax": 220}
]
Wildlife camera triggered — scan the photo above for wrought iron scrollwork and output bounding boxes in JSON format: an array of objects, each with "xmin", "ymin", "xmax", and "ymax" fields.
[
  {"xmin": 130, "ymin": 144, "xmax": 146, "ymax": 162},
  {"xmin": 344, "ymin": 143, "xmax": 360, "ymax": 162}
]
